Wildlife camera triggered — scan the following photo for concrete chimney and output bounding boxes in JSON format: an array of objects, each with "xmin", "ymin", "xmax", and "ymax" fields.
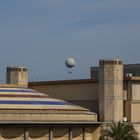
[
  {"xmin": 6, "ymin": 67, "xmax": 28, "ymax": 87},
  {"xmin": 99, "ymin": 59, "xmax": 123, "ymax": 122}
]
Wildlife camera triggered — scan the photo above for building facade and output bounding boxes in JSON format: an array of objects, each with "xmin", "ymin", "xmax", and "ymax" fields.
[{"xmin": 0, "ymin": 59, "xmax": 140, "ymax": 139}]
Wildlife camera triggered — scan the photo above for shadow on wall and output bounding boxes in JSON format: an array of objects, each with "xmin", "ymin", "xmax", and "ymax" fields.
[
  {"xmin": 1, "ymin": 128, "xmax": 23, "ymax": 139},
  {"xmin": 29, "ymin": 128, "xmax": 49, "ymax": 138}
]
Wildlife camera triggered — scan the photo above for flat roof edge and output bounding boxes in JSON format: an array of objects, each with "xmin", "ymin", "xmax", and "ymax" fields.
[{"xmin": 29, "ymin": 79, "xmax": 98, "ymax": 86}]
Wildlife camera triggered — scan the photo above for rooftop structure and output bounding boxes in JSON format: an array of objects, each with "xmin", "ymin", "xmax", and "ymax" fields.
[{"xmin": 0, "ymin": 60, "xmax": 140, "ymax": 139}]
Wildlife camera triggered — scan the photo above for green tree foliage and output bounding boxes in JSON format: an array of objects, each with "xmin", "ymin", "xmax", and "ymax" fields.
[{"xmin": 99, "ymin": 121, "xmax": 139, "ymax": 140}]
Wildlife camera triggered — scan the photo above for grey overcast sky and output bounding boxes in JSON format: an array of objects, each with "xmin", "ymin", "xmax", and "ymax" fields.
[{"xmin": 0, "ymin": 0, "xmax": 140, "ymax": 82}]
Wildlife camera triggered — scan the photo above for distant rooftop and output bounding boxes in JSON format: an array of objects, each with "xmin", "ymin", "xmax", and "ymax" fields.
[{"xmin": 90, "ymin": 63, "xmax": 140, "ymax": 79}]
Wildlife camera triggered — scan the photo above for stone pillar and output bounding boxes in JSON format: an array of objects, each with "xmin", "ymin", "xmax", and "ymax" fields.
[
  {"xmin": 99, "ymin": 59, "xmax": 123, "ymax": 122},
  {"xmin": 68, "ymin": 127, "xmax": 72, "ymax": 140},
  {"xmin": 83, "ymin": 127, "xmax": 86, "ymax": 140},
  {"xmin": 24, "ymin": 128, "xmax": 29, "ymax": 140},
  {"xmin": 49, "ymin": 127, "xmax": 53, "ymax": 140},
  {"xmin": 6, "ymin": 66, "xmax": 28, "ymax": 87}
]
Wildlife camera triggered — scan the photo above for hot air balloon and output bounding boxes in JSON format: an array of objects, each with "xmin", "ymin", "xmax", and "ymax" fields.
[{"xmin": 65, "ymin": 58, "xmax": 75, "ymax": 73}]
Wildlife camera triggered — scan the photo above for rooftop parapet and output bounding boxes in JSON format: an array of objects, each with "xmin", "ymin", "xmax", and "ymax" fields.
[{"xmin": 6, "ymin": 66, "xmax": 28, "ymax": 87}]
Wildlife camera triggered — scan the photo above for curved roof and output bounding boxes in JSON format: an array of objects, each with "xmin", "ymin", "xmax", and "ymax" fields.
[
  {"xmin": 0, "ymin": 85, "xmax": 87, "ymax": 111},
  {"xmin": 0, "ymin": 85, "xmax": 97, "ymax": 123}
]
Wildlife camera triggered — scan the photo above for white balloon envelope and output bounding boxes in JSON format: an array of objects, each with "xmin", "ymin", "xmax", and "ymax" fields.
[{"xmin": 65, "ymin": 58, "xmax": 75, "ymax": 68}]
